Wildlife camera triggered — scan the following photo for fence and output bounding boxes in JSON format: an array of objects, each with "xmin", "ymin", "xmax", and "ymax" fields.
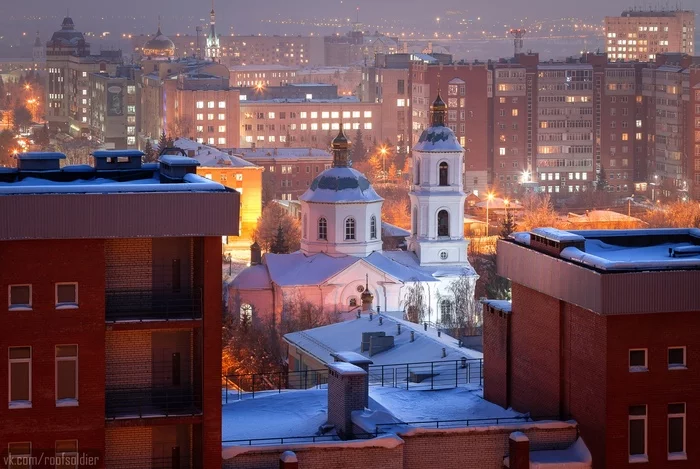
[
  {"xmin": 222, "ymin": 432, "xmax": 377, "ymax": 447},
  {"xmin": 373, "ymin": 415, "xmax": 569, "ymax": 434},
  {"xmin": 222, "ymin": 359, "xmax": 483, "ymax": 403},
  {"xmin": 105, "ymin": 288, "xmax": 202, "ymax": 322}
]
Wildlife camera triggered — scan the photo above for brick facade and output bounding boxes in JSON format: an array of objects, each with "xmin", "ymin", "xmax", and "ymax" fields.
[
  {"xmin": 482, "ymin": 304, "xmax": 510, "ymax": 408},
  {"xmin": 105, "ymin": 427, "xmax": 153, "ymax": 466},
  {"xmin": 0, "ymin": 239, "xmax": 106, "ymax": 465},
  {"xmin": 222, "ymin": 422, "xmax": 580, "ymax": 469},
  {"xmin": 104, "ymin": 238, "xmax": 153, "ymax": 290}
]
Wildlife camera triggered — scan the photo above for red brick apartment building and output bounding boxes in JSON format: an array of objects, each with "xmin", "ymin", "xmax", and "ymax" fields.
[
  {"xmin": 487, "ymin": 227, "xmax": 700, "ymax": 468},
  {"xmin": 0, "ymin": 151, "xmax": 238, "ymax": 468}
]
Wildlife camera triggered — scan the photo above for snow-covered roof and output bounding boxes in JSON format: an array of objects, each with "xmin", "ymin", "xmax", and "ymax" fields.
[
  {"xmin": 328, "ymin": 362, "xmax": 366, "ymax": 376},
  {"xmin": 567, "ymin": 210, "xmax": 642, "ymax": 224},
  {"xmin": 505, "ymin": 438, "xmax": 592, "ymax": 468},
  {"xmin": 158, "ymin": 155, "xmax": 200, "ymax": 166},
  {"xmin": 228, "ymin": 147, "xmax": 332, "ymax": 160},
  {"xmin": 381, "ymin": 222, "xmax": 410, "ymax": 237},
  {"xmin": 511, "ymin": 228, "xmax": 700, "ymax": 272},
  {"xmin": 300, "ymin": 167, "xmax": 383, "ymax": 204},
  {"xmin": 0, "ymin": 173, "xmax": 226, "ymax": 195},
  {"xmin": 229, "ymin": 264, "xmax": 271, "ymax": 290},
  {"xmin": 264, "ymin": 251, "xmax": 359, "ymax": 286},
  {"xmin": 413, "ymin": 126, "xmax": 463, "ymax": 152},
  {"xmin": 174, "ymin": 139, "xmax": 257, "ymax": 168},
  {"xmin": 92, "ymin": 150, "xmax": 143, "ymax": 159},
  {"xmin": 18, "ymin": 152, "xmax": 66, "ymax": 160},
  {"xmin": 481, "ymin": 300, "xmax": 512, "ymax": 314},
  {"xmin": 284, "ymin": 313, "xmax": 482, "ymax": 367}
]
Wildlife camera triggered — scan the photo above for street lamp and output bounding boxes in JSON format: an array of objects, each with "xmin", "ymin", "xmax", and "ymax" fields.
[
  {"xmin": 486, "ymin": 191, "xmax": 495, "ymax": 237},
  {"xmin": 504, "ymin": 198, "xmax": 510, "ymax": 219},
  {"xmin": 379, "ymin": 145, "xmax": 388, "ymax": 181}
]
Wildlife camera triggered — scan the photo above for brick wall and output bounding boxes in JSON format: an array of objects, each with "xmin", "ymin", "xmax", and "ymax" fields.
[
  {"xmin": 561, "ymin": 303, "xmax": 607, "ymax": 469},
  {"xmin": 327, "ymin": 368, "xmax": 368, "ymax": 437},
  {"xmin": 605, "ymin": 311, "xmax": 700, "ymax": 469},
  {"xmin": 105, "ymin": 330, "xmax": 153, "ymax": 389},
  {"xmin": 510, "ymin": 283, "xmax": 562, "ymax": 417},
  {"xmin": 105, "ymin": 238, "xmax": 152, "ymax": 290},
  {"xmin": 0, "ymin": 239, "xmax": 106, "ymax": 463},
  {"xmin": 105, "ymin": 426, "xmax": 153, "ymax": 467},
  {"xmin": 483, "ymin": 304, "xmax": 510, "ymax": 408},
  {"xmin": 221, "ymin": 422, "xmax": 580, "ymax": 469}
]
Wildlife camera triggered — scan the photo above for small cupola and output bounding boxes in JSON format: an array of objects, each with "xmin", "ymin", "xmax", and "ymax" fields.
[
  {"xmin": 158, "ymin": 147, "xmax": 200, "ymax": 182},
  {"xmin": 92, "ymin": 150, "xmax": 144, "ymax": 170}
]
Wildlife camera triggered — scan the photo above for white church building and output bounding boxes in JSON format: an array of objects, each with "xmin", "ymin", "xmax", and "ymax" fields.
[{"xmin": 230, "ymin": 93, "xmax": 477, "ymax": 325}]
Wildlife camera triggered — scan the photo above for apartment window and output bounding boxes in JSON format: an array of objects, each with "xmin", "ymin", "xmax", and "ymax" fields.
[
  {"xmin": 207, "ymin": 101, "xmax": 215, "ymax": 109},
  {"xmin": 127, "ymin": 85, "xmax": 135, "ymax": 95},
  {"xmin": 352, "ymin": 111, "xmax": 360, "ymax": 118},
  {"xmin": 318, "ymin": 217, "xmax": 327, "ymax": 240},
  {"xmin": 370, "ymin": 215, "xmax": 377, "ymax": 239},
  {"xmin": 364, "ymin": 123, "xmax": 372, "ymax": 130},
  {"xmin": 668, "ymin": 347, "xmax": 686, "ymax": 369},
  {"xmin": 196, "ymin": 101, "xmax": 204, "ymax": 109},
  {"xmin": 208, "ymin": 137, "xmax": 215, "ymax": 145},
  {"xmin": 56, "ymin": 345, "xmax": 78, "ymax": 406},
  {"xmin": 397, "ymin": 99, "xmax": 406, "ymax": 107},
  {"xmin": 668, "ymin": 403, "xmax": 686, "ymax": 459},
  {"xmin": 9, "ymin": 347, "xmax": 31, "ymax": 408},
  {"xmin": 629, "ymin": 349, "xmax": 647, "ymax": 372},
  {"xmin": 207, "ymin": 114, "xmax": 214, "ymax": 120},
  {"xmin": 8, "ymin": 285, "xmax": 31, "ymax": 310},
  {"xmin": 218, "ymin": 138, "xmax": 226, "ymax": 145},
  {"xmin": 629, "ymin": 405, "xmax": 647, "ymax": 462},
  {"xmin": 218, "ymin": 101, "xmax": 226, "ymax": 109},
  {"xmin": 55, "ymin": 283, "xmax": 78, "ymax": 309},
  {"xmin": 218, "ymin": 125, "xmax": 226, "ymax": 133},
  {"xmin": 345, "ymin": 217, "xmax": 356, "ymax": 240},
  {"xmin": 7, "ymin": 442, "xmax": 31, "ymax": 468},
  {"xmin": 56, "ymin": 440, "xmax": 79, "ymax": 468},
  {"xmin": 310, "ymin": 112, "xmax": 318, "ymax": 119},
  {"xmin": 311, "ymin": 123, "xmax": 318, "ymax": 131},
  {"xmin": 196, "ymin": 113, "xmax": 204, "ymax": 121},
  {"xmin": 512, "ymin": 109, "xmax": 518, "ymax": 117},
  {"xmin": 218, "ymin": 113, "xmax": 225, "ymax": 121},
  {"xmin": 321, "ymin": 123, "xmax": 330, "ymax": 131},
  {"xmin": 268, "ymin": 112, "xmax": 275, "ymax": 119},
  {"xmin": 364, "ymin": 111, "xmax": 372, "ymax": 118}
]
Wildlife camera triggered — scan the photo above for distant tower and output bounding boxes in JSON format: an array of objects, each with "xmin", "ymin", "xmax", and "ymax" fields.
[
  {"xmin": 206, "ymin": 0, "xmax": 221, "ymax": 61},
  {"xmin": 509, "ymin": 28, "xmax": 527, "ymax": 57},
  {"xmin": 32, "ymin": 31, "xmax": 45, "ymax": 65}
]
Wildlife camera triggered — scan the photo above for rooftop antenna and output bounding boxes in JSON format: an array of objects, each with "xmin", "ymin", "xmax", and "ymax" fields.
[{"xmin": 509, "ymin": 28, "xmax": 527, "ymax": 57}]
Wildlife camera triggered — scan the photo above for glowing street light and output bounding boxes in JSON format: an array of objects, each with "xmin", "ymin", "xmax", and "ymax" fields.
[
  {"xmin": 486, "ymin": 191, "xmax": 495, "ymax": 237},
  {"xmin": 379, "ymin": 145, "xmax": 388, "ymax": 180},
  {"xmin": 504, "ymin": 198, "xmax": 510, "ymax": 219}
]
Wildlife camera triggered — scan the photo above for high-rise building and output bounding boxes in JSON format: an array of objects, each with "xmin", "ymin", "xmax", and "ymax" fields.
[
  {"xmin": 0, "ymin": 150, "xmax": 237, "ymax": 469},
  {"xmin": 46, "ymin": 17, "xmax": 124, "ymax": 136},
  {"xmin": 604, "ymin": 9, "xmax": 695, "ymax": 61},
  {"xmin": 89, "ymin": 66, "xmax": 141, "ymax": 149}
]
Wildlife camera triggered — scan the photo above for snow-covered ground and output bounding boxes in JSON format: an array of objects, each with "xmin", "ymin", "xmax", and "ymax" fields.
[{"xmin": 221, "ymin": 385, "xmax": 521, "ymax": 443}]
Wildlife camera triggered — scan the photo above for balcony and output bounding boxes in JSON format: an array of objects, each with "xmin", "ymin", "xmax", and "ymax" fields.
[
  {"xmin": 105, "ymin": 289, "xmax": 202, "ymax": 322},
  {"xmin": 105, "ymin": 386, "xmax": 202, "ymax": 419}
]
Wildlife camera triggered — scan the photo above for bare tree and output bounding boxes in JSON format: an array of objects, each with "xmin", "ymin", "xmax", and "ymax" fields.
[
  {"xmin": 252, "ymin": 202, "xmax": 301, "ymax": 253},
  {"xmin": 280, "ymin": 289, "xmax": 340, "ymax": 332},
  {"xmin": 168, "ymin": 115, "xmax": 194, "ymax": 140},
  {"xmin": 403, "ymin": 280, "xmax": 428, "ymax": 324}
]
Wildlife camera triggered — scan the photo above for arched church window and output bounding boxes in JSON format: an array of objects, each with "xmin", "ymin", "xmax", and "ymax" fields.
[
  {"xmin": 437, "ymin": 210, "xmax": 449, "ymax": 237},
  {"xmin": 302, "ymin": 215, "xmax": 307, "ymax": 238},
  {"xmin": 412, "ymin": 208, "xmax": 418, "ymax": 235},
  {"xmin": 440, "ymin": 299, "xmax": 452, "ymax": 322},
  {"xmin": 318, "ymin": 217, "xmax": 327, "ymax": 240},
  {"xmin": 370, "ymin": 215, "xmax": 377, "ymax": 239},
  {"xmin": 349, "ymin": 297, "xmax": 357, "ymax": 307},
  {"xmin": 345, "ymin": 217, "xmax": 356, "ymax": 240},
  {"xmin": 439, "ymin": 162, "xmax": 449, "ymax": 186},
  {"xmin": 240, "ymin": 303, "xmax": 253, "ymax": 321},
  {"xmin": 415, "ymin": 159, "xmax": 421, "ymax": 185}
]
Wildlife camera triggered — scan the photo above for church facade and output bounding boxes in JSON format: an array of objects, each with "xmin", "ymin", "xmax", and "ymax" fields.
[{"xmin": 230, "ymin": 94, "xmax": 477, "ymax": 326}]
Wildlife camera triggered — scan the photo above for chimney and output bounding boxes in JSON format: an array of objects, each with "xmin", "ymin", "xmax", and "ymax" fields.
[
  {"xmin": 410, "ymin": 331, "xmax": 415, "ymax": 342},
  {"xmin": 326, "ymin": 358, "xmax": 372, "ymax": 439},
  {"xmin": 508, "ymin": 432, "xmax": 530, "ymax": 469},
  {"xmin": 442, "ymin": 347, "xmax": 446, "ymax": 358},
  {"xmin": 250, "ymin": 241, "xmax": 262, "ymax": 266},
  {"xmin": 279, "ymin": 451, "xmax": 298, "ymax": 469}
]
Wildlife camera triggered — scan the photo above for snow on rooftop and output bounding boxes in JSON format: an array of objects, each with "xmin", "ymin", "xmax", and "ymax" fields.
[
  {"xmin": 263, "ymin": 251, "xmax": 359, "ymax": 286},
  {"xmin": 158, "ymin": 155, "xmax": 200, "ymax": 166},
  {"xmin": 482, "ymin": 300, "xmax": 512, "ymax": 313},
  {"xmin": 332, "ymin": 351, "xmax": 373, "ymax": 364},
  {"xmin": 328, "ymin": 362, "xmax": 366, "ymax": 376},
  {"xmin": 228, "ymin": 147, "xmax": 332, "ymax": 160},
  {"xmin": 381, "ymin": 221, "xmax": 410, "ymax": 237},
  {"xmin": 174, "ymin": 139, "xmax": 257, "ymax": 168},
  {"xmin": 92, "ymin": 150, "xmax": 143, "ymax": 159},
  {"xmin": 284, "ymin": 313, "xmax": 482, "ymax": 367},
  {"xmin": 505, "ymin": 437, "xmax": 592, "ymax": 468},
  {"xmin": 0, "ymin": 173, "xmax": 226, "ymax": 195},
  {"xmin": 531, "ymin": 228, "xmax": 585, "ymax": 243},
  {"xmin": 301, "ymin": 167, "xmax": 383, "ymax": 204},
  {"xmin": 230, "ymin": 264, "xmax": 271, "ymax": 290},
  {"xmin": 413, "ymin": 126, "xmax": 463, "ymax": 152},
  {"xmin": 18, "ymin": 152, "xmax": 66, "ymax": 160}
]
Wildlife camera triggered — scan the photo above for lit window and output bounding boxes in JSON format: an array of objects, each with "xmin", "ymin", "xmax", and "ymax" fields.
[
  {"xmin": 207, "ymin": 101, "xmax": 215, "ymax": 108},
  {"xmin": 364, "ymin": 123, "xmax": 372, "ymax": 130},
  {"xmin": 512, "ymin": 109, "xmax": 518, "ymax": 117},
  {"xmin": 364, "ymin": 111, "xmax": 372, "ymax": 118},
  {"xmin": 9, "ymin": 347, "xmax": 31, "ymax": 407},
  {"xmin": 311, "ymin": 123, "xmax": 318, "ymax": 130},
  {"xmin": 218, "ymin": 125, "xmax": 226, "ymax": 133},
  {"xmin": 629, "ymin": 405, "xmax": 647, "ymax": 462},
  {"xmin": 668, "ymin": 403, "xmax": 686, "ymax": 459},
  {"xmin": 218, "ymin": 138, "xmax": 226, "ymax": 145},
  {"xmin": 127, "ymin": 137, "xmax": 136, "ymax": 145},
  {"xmin": 196, "ymin": 114, "xmax": 204, "ymax": 121},
  {"xmin": 300, "ymin": 112, "xmax": 307, "ymax": 118},
  {"xmin": 322, "ymin": 123, "xmax": 330, "ymax": 131},
  {"xmin": 240, "ymin": 303, "xmax": 253, "ymax": 321},
  {"xmin": 218, "ymin": 113, "xmax": 225, "ymax": 120},
  {"xmin": 208, "ymin": 137, "xmax": 215, "ymax": 145},
  {"xmin": 127, "ymin": 86, "xmax": 135, "ymax": 95},
  {"xmin": 397, "ymin": 99, "xmax": 406, "ymax": 107},
  {"xmin": 268, "ymin": 112, "xmax": 275, "ymax": 119},
  {"xmin": 499, "ymin": 148, "xmax": 506, "ymax": 156},
  {"xmin": 196, "ymin": 101, "xmax": 204, "ymax": 109},
  {"xmin": 311, "ymin": 112, "xmax": 318, "ymax": 119},
  {"xmin": 629, "ymin": 349, "xmax": 647, "ymax": 372},
  {"xmin": 668, "ymin": 347, "xmax": 686, "ymax": 369},
  {"xmin": 9, "ymin": 285, "xmax": 31, "ymax": 310},
  {"xmin": 207, "ymin": 114, "xmax": 214, "ymax": 120},
  {"xmin": 218, "ymin": 101, "xmax": 226, "ymax": 108},
  {"xmin": 352, "ymin": 111, "xmax": 360, "ymax": 118},
  {"xmin": 55, "ymin": 345, "xmax": 78, "ymax": 405}
]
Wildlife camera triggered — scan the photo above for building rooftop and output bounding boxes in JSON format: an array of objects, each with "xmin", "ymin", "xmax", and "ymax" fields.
[
  {"xmin": 229, "ymin": 147, "xmax": 332, "ymax": 160},
  {"xmin": 284, "ymin": 312, "xmax": 482, "ymax": 367},
  {"xmin": 173, "ymin": 139, "xmax": 257, "ymax": 168},
  {"xmin": 510, "ymin": 228, "xmax": 700, "ymax": 272}
]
